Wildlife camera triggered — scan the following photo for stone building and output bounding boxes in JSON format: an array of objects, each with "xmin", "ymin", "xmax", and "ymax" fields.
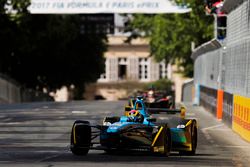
[
  {"xmin": 98, "ymin": 36, "xmax": 172, "ymax": 83},
  {"xmin": 98, "ymin": 15, "xmax": 172, "ymax": 83},
  {"xmin": 84, "ymin": 14, "xmax": 175, "ymax": 101}
]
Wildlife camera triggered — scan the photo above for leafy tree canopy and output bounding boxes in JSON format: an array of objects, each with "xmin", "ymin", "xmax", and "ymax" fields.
[
  {"xmin": 0, "ymin": 1, "xmax": 106, "ymax": 99},
  {"xmin": 125, "ymin": 0, "xmax": 214, "ymax": 77}
]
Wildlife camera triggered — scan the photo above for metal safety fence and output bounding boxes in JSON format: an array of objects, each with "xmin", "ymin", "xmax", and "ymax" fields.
[
  {"xmin": 194, "ymin": 49, "xmax": 221, "ymax": 90},
  {"xmin": 193, "ymin": 0, "xmax": 250, "ymax": 142},
  {"xmin": 194, "ymin": 0, "xmax": 250, "ymax": 95},
  {"xmin": 222, "ymin": 92, "xmax": 233, "ymax": 128},
  {"xmin": 223, "ymin": 0, "xmax": 250, "ymax": 96}
]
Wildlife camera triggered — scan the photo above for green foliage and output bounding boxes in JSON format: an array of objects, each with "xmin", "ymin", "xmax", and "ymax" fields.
[
  {"xmin": 144, "ymin": 79, "xmax": 173, "ymax": 92},
  {"xmin": 0, "ymin": 1, "xmax": 106, "ymax": 99},
  {"xmin": 125, "ymin": 0, "xmax": 214, "ymax": 77}
]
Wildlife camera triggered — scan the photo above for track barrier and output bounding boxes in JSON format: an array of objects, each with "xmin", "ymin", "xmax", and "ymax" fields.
[{"xmin": 233, "ymin": 95, "xmax": 250, "ymax": 142}]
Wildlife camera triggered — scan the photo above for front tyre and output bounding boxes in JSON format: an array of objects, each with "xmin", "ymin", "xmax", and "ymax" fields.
[
  {"xmin": 70, "ymin": 120, "xmax": 91, "ymax": 156},
  {"xmin": 163, "ymin": 126, "xmax": 172, "ymax": 156},
  {"xmin": 179, "ymin": 120, "xmax": 197, "ymax": 155}
]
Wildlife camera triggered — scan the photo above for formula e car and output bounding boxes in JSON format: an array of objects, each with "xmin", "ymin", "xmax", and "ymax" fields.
[
  {"xmin": 70, "ymin": 97, "xmax": 197, "ymax": 156},
  {"xmin": 126, "ymin": 95, "xmax": 177, "ymax": 117},
  {"xmin": 139, "ymin": 89, "xmax": 175, "ymax": 109}
]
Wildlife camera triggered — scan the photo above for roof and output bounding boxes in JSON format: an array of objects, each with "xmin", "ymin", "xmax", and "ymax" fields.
[{"xmin": 191, "ymin": 39, "xmax": 222, "ymax": 60}]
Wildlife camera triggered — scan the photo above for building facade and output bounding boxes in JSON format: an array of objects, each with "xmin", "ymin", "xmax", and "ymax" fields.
[
  {"xmin": 98, "ymin": 35, "xmax": 172, "ymax": 83},
  {"xmin": 98, "ymin": 14, "xmax": 172, "ymax": 83}
]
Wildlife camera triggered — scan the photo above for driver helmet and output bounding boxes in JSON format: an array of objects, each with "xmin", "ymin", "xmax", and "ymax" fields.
[
  {"xmin": 148, "ymin": 90, "xmax": 154, "ymax": 97},
  {"xmin": 128, "ymin": 110, "xmax": 143, "ymax": 122},
  {"xmin": 128, "ymin": 109, "xmax": 140, "ymax": 117}
]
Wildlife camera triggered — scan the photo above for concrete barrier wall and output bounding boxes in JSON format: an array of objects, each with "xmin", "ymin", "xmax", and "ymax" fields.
[
  {"xmin": 0, "ymin": 77, "xmax": 21, "ymax": 104},
  {"xmin": 223, "ymin": 91, "xmax": 233, "ymax": 128},
  {"xmin": 200, "ymin": 85, "xmax": 217, "ymax": 116},
  {"xmin": 181, "ymin": 80, "xmax": 195, "ymax": 102},
  {"xmin": 198, "ymin": 85, "xmax": 250, "ymax": 142},
  {"xmin": 233, "ymin": 95, "xmax": 250, "ymax": 142},
  {"xmin": 0, "ymin": 75, "xmax": 53, "ymax": 104}
]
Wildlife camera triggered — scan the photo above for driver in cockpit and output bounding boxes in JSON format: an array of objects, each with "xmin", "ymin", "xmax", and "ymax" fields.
[{"xmin": 127, "ymin": 109, "xmax": 144, "ymax": 123}]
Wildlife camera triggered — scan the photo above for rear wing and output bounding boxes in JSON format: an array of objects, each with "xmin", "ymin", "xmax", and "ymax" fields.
[{"xmin": 147, "ymin": 107, "xmax": 186, "ymax": 118}]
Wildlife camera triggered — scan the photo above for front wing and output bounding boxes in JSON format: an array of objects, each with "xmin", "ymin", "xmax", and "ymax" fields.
[{"xmin": 170, "ymin": 119, "xmax": 197, "ymax": 152}]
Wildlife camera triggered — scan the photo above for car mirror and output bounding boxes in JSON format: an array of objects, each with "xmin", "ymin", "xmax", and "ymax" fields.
[{"xmin": 180, "ymin": 106, "xmax": 186, "ymax": 118}]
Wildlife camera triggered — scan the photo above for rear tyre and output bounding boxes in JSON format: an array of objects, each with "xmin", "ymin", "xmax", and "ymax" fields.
[
  {"xmin": 70, "ymin": 120, "xmax": 91, "ymax": 156},
  {"xmin": 104, "ymin": 149, "xmax": 116, "ymax": 154},
  {"xmin": 179, "ymin": 120, "xmax": 197, "ymax": 155},
  {"xmin": 160, "ymin": 100, "xmax": 170, "ymax": 109}
]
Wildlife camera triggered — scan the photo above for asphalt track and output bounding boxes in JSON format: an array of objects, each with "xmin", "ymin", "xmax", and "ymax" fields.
[{"xmin": 0, "ymin": 101, "xmax": 250, "ymax": 167}]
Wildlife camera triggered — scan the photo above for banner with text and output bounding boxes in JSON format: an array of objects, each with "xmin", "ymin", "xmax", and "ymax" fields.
[{"xmin": 29, "ymin": 0, "xmax": 191, "ymax": 14}]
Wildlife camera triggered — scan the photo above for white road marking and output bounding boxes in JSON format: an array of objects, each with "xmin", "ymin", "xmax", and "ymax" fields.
[
  {"xmin": 36, "ymin": 154, "xmax": 62, "ymax": 163},
  {"xmin": 201, "ymin": 124, "xmax": 224, "ymax": 131},
  {"xmin": 209, "ymin": 129, "xmax": 232, "ymax": 131},
  {"xmin": 72, "ymin": 111, "xmax": 87, "ymax": 114},
  {"xmin": 158, "ymin": 117, "xmax": 170, "ymax": 120},
  {"xmin": 3, "ymin": 122, "xmax": 22, "ymax": 125},
  {"xmin": 3, "ymin": 118, "xmax": 12, "ymax": 122},
  {"xmin": 185, "ymin": 113, "xmax": 196, "ymax": 116},
  {"xmin": 201, "ymin": 124, "xmax": 224, "ymax": 142},
  {"xmin": 103, "ymin": 111, "xmax": 112, "ymax": 114},
  {"xmin": 217, "ymin": 146, "xmax": 250, "ymax": 148}
]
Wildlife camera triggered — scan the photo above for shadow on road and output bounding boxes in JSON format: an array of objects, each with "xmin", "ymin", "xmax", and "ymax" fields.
[{"xmin": 40, "ymin": 151, "xmax": 233, "ymax": 166}]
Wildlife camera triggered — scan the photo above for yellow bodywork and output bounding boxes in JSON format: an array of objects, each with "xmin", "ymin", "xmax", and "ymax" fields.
[
  {"xmin": 73, "ymin": 124, "xmax": 77, "ymax": 144},
  {"xmin": 151, "ymin": 126, "xmax": 166, "ymax": 154}
]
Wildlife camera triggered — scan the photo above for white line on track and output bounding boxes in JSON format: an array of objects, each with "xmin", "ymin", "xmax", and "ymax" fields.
[
  {"xmin": 201, "ymin": 124, "xmax": 224, "ymax": 131},
  {"xmin": 217, "ymin": 146, "xmax": 250, "ymax": 148},
  {"xmin": 185, "ymin": 113, "xmax": 196, "ymax": 116},
  {"xmin": 71, "ymin": 111, "xmax": 87, "ymax": 114},
  {"xmin": 36, "ymin": 154, "xmax": 62, "ymax": 163},
  {"xmin": 201, "ymin": 124, "xmax": 224, "ymax": 142},
  {"xmin": 1, "ymin": 122, "xmax": 22, "ymax": 125}
]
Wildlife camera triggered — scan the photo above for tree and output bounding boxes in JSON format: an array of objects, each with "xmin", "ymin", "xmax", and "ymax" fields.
[
  {"xmin": 125, "ymin": 0, "xmax": 214, "ymax": 77},
  {"xmin": 0, "ymin": 0, "xmax": 29, "ymax": 75},
  {"xmin": 0, "ymin": 1, "xmax": 107, "ymax": 99}
]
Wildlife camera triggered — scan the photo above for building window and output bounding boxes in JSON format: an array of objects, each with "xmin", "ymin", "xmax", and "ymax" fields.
[
  {"xmin": 139, "ymin": 58, "xmax": 149, "ymax": 81},
  {"xmin": 139, "ymin": 65, "xmax": 142, "ymax": 79},
  {"xmin": 100, "ymin": 73, "xmax": 106, "ymax": 79},
  {"xmin": 118, "ymin": 58, "xmax": 127, "ymax": 80},
  {"xmin": 159, "ymin": 62, "xmax": 166, "ymax": 79}
]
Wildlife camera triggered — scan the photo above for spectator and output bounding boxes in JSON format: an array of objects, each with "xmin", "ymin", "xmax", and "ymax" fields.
[{"xmin": 204, "ymin": 0, "xmax": 224, "ymax": 15}]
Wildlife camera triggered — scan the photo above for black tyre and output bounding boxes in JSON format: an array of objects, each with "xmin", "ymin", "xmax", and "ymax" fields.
[
  {"xmin": 70, "ymin": 120, "xmax": 91, "ymax": 156},
  {"xmin": 179, "ymin": 120, "xmax": 197, "ymax": 155},
  {"xmin": 163, "ymin": 126, "xmax": 172, "ymax": 156},
  {"xmin": 104, "ymin": 149, "xmax": 116, "ymax": 154},
  {"xmin": 160, "ymin": 100, "xmax": 170, "ymax": 109}
]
